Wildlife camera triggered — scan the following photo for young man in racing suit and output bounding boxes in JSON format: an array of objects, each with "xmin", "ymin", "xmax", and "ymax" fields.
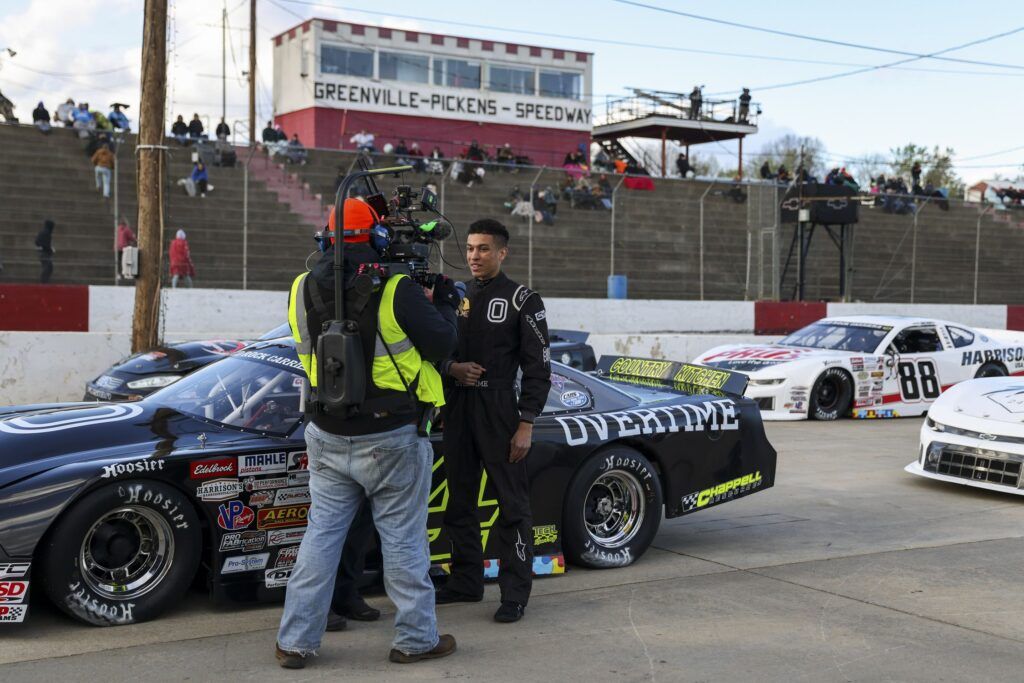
[{"xmin": 437, "ymin": 218, "xmax": 551, "ymax": 623}]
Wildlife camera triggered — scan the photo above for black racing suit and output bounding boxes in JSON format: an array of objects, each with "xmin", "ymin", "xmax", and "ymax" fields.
[
  {"xmin": 300, "ymin": 244, "xmax": 458, "ymax": 610},
  {"xmin": 441, "ymin": 271, "xmax": 551, "ymax": 605}
]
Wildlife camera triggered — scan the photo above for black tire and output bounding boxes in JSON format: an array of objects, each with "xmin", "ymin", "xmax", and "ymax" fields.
[
  {"xmin": 562, "ymin": 447, "xmax": 662, "ymax": 569},
  {"xmin": 975, "ymin": 362, "xmax": 1008, "ymax": 378},
  {"xmin": 810, "ymin": 367, "xmax": 853, "ymax": 421},
  {"xmin": 37, "ymin": 480, "xmax": 200, "ymax": 626}
]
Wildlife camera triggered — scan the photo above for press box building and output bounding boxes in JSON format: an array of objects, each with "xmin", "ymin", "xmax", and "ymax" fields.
[{"xmin": 272, "ymin": 19, "xmax": 593, "ymax": 164}]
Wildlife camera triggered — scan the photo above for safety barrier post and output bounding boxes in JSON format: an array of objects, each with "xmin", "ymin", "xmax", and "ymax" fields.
[
  {"xmin": 527, "ymin": 166, "xmax": 545, "ymax": 289},
  {"xmin": 974, "ymin": 204, "xmax": 993, "ymax": 304},
  {"xmin": 242, "ymin": 143, "xmax": 258, "ymax": 290}
]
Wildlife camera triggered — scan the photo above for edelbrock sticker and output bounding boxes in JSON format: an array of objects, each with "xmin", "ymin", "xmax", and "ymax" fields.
[{"xmin": 0, "ymin": 404, "xmax": 144, "ymax": 434}]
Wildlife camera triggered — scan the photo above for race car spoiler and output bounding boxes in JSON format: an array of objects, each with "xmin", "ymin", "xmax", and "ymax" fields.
[{"xmin": 596, "ymin": 356, "xmax": 749, "ymax": 398}]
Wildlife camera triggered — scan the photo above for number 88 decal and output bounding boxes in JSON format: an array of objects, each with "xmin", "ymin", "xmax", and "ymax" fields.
[{"xmin": 897, "ymin": 360, "xmax": 941, "ymax": 401}]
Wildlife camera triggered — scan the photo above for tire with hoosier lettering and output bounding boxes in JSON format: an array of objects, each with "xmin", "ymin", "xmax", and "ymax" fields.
[
  {"xmin": 809, "ymin": 367, "xmax": 853, "ymax": 421},
  {"xmin": 36, "ymin": 480, "xmax": 201, "ymax": 626},
  {"xmin": 562, "ymin": 446, "xmax": 663, "ymax": 569}
]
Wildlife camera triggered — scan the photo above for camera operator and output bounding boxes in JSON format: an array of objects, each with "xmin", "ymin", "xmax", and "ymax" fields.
[
  {"xmin": 436, "ymin": 219, "xmax": 551, "ymax": 623},
  {"xmin": 276, "ymin": 198, "xmax": 460, "ymax": 668}
]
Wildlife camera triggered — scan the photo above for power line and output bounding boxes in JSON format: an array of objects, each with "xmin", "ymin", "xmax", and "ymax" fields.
[
  {"xmin": 610, "ymin": 0, "xmax": 1024, "ymax": 70},
  {"xmin": 7, "ymin": 63, "xmax": 132, "ymax": 77},
  {"xmin": 272, "ymin": 0, "xmax": 1024, "ymax": 80}
]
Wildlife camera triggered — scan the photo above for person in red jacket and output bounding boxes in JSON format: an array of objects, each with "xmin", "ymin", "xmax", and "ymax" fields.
[{"xmin": 169, "ymin": 229, "xmax": 195, "ymax": 288}]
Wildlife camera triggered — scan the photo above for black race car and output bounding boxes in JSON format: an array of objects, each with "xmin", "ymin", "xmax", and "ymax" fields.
[
  {"xmin": 0, "ymin": 340, "xmax": 776, "ymax": 626},
  {"xmin": 84, "ymin": 324, "xmax": 291, "ymax": 401},
  {"xmin": 85, "ymin": 325, "xmax": 592, "ymax": 400}
]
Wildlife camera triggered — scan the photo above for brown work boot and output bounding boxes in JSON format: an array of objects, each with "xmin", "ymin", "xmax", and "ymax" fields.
[
  {"xmin": 275, "ymin": 643, "xmax": 309, "ymax": 669},
  {"xmin": 388, "ymin": 634, "xmax": 456, "ymax": 664}
]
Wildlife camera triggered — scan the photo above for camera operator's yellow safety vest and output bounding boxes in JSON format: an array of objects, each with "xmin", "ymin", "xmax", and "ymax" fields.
[{"xmin": 288, "ymin": 272, "xmax": 445, "ymax": 408}]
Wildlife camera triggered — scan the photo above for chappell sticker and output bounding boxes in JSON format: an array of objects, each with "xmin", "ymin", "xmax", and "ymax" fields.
[
  {"xmin": 238, "ymin": 452, "xmax": 288, "ymax": 476},
  {"xmin": 680, "ymin": 471, "xmax": 763, "ymax": 512},
  {"xmin": 221, "ymin": 553, "xmax": 270, "ymax": 574},
  {"xmin": 0, "ymin": 605, "xmax": 28, "ymax": 623}
]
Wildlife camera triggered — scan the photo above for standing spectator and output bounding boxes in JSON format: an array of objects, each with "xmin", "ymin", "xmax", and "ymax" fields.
[
  {"xmin": 911, "ymin": 162, "xmax": 922, "ymax": 189},
  {"xmin": 597, "ymin": 174, "xmax": 614, "ymax": 209},
  {"xmin": 689, "ymin": 85, "xmax": 702, "ymax": 120},
  {"xmin": 32, "ymin": 101, "xmax": 51, "ymax": 134},
  {"xmin": 675, "ymin": 152, "xmax": 691, "ymax": 178},
  {"xmin": 759, "ymin": 161, "xmax": 772, "ymax": 180},
  {"xmin": 116, "ymin": 218, "xmax": 137, "ymax": 277},
  {"xmin": 72, "ymin": 103, "xmax": 94, "ymax": 138},
  {"xmin": 592, "ymin": 147, "xmax": 612, "ymax": 173},
  {"xmin": 349, "ymin": 129, "xmax": 375, "ymax": 153},
  {"xmin": 776, "ymin": 164, "xmax": 791, "ymax": 183},
  {"xmin": 215, "ymin": 117, "xmax": 230, "ymax": 141},
  {"xmin": 169, "ymin": 229, "xmax": 195, "ymax": 288},
  {"xmin": 738, "ymin": 88, "xmax": 752, "ymax": 123},
  {"xmin": 108, "ymin": 103, "xmax": 130, "ymax": 131},
  {"xmin": 55, "ymin": 98, "xmax": 76, "ymax": 126},
  {"xmin": 188, "ymin": 113, "xmax": 205, "ymax": 141},
  {"xmin": 191, "ymin": 161, "xmax": 210, "ymax": 197},
  {"xmin": 171, "ymin": 115, "xmax": 189, "ymax": 145},
  {"xmin": 91, "ymin": 142, "xmax": 115, "ymax": 198},
  {"xmin": 262, "ymin": 120, "xmax": 277, "ymax": 143},
  {"xmin": 35, "ymin": 220, "xmax": 55, "ymax": 283}
]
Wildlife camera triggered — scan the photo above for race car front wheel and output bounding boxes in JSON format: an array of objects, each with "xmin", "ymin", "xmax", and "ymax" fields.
[
  {"xmin": 975, "ymin": 362, "xmax": 1007, "ymax": 378},
  {"xmin": 562, "ymin": 447, "xmax": 662, "ymax": 569},
  {"xmin": 37, "ymin": 481, "xmax": 200, "ymax": 626},
  {"xmin": 810, "ymin": 368, "xmax": 853, "ymax": 420}
]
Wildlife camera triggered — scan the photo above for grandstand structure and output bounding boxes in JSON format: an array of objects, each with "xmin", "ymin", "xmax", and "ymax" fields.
[{"xmin": 1, "ymin": 122, "xmax": 1023, "ymax": 304}]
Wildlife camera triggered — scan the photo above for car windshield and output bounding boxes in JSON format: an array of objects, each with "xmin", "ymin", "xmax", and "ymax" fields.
[
  {"xmin": 778, "ymin": 322, "xmax": 891, "ymax": 353},
  {"xmin": 258, "ymin": 323, "xmax": 291, "ymax": 340},
  {"xmin": 151, "ymin": 347, "xmax": 304, "ymax": 436}
]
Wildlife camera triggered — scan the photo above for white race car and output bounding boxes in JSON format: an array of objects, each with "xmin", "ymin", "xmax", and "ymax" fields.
[
  {"xmin": 693, "ymin": 315, "xmax": 1024, "ymax": 420},
  {"xmin": 906, "ymin": 378, "xmax": 1024, "ymax": 495}
]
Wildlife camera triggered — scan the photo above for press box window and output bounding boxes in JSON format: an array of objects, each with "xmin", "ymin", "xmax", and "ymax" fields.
[
  {"xmin": 380, "ymin": 51, "xmax": 430, "ymax": 84},
  {"xmin": 321, "ymin": 45, "xmax": 373, "ymax": 78},
  {"xmin": 433, "ymin": 58, "xmax": 481, "ymax": 89},
  {"xmin": 489, "ymin": 66, "xmax": 535, "ymax": 95},
  {"xmin": 539, "ymin": 70, "xmax": 581, "ymax": 99},
  {"xmin": 947, "ymin": 326, "xmax": 975, "ymax": 348}
]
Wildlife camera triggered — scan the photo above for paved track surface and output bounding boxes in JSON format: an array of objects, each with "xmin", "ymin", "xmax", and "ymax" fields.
[{"xmin": 4, "ymin": 418, "xmax": 1024, "ymax": 682}]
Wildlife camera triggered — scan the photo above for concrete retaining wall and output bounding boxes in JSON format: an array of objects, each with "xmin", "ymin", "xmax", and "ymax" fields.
[{"xmin": 1, "ymin": 332, "xmax": 131, "ymax": 405}]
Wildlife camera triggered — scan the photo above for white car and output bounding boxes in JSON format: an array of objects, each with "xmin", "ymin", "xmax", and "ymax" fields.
[
  {"xmin": 693, "ymin": 315, "xmax": 1024, "ymax": 421},
  {"xmin": 906, "ymin": 378, "xmax": 1024, "ymax": 494}
]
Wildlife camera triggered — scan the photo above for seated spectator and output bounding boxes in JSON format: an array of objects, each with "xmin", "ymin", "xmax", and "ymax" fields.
[
  {"xmin": 596, "ymin": 174, "xmax": 614, "ymax": 209},
  {"xmin": 406, "ymin": 142, "xmax": 425, "ymax": 172},
  {"xmin": 613, "ymin": 158, "xmax": 628, "ymax": 175},
  {"xmin": 72, "ymin": 103, "xmax": 95, "ymax": 138},
  {"xmin": 32, "ymin": 101, "xmax": 51, "ymax": 135},
  {"xmin": 191, "ymin": 161, "xmax": 210, "ymax": 197},
  {"xmin": 92, "ymin": 108, "xmax": 112, "ymax": 132},
  {"xmin": 215, "ymin": 117, "xmax": 230, "ymax": 141},
  {"xmin": 451, "ymin": 154, "xmax": 483, "ymax": 186},
  {"xmin": 285, "ymin": 133, "xmax": 308, "ymax": 165},
  {"xmin": 427, "ymin": 145, "xmax": 445, "ymax": 175},
  {"xmin": 760, "ymin": 161, "xmax": 772, "ymax": 180},
  {"xmin": 349, "ymin": 129, "xmax": 375, "ymax": 153},
  {"xmin": 465, "ymin": 140, "xmax": 486, "ymax": 162},
  {"xmin": 91, "ymin": 142, "xmax": 115, "ymax": 199},
  {"xmin": 188, "ymin": 113, "xmax": 205, "ymax": 140},
  {"xmin": 776, "ymin": 164, "xmax": 791, "ymax": 183},
  {"xmin": 171, "ymin": 114, "xmax": 189, "ymax": 145},
  {"xmin": 495, "ymin": 143, "xmax": 517, "ymax": 171},
  {"xmin": 261, "ymin": 120, "xmax": 277, "ymax": 143},
  {"xmin": 676, "ymin": 152, "xmax": 691, "ymax": 179},
  {"xmin": 592, "ymin": 148, "xmax": 612, "ymax": 173},
  {"xmin": 108, "ymin": 104, "xmax": 130, "ymax": 132},
  {"xmin": 169, "ymin": 229, "xmax": 195, "ymax": 288},
  {"xmin": 55, "ymin": 98, "xmax": 76, "ymax": 127},
  {"xmin": 533, "ymin": 189, "xmax": 556, "ymax": 225},
  {"xmin": 572, "ymin": 174, "xmax": 598, "ymax": 209}
]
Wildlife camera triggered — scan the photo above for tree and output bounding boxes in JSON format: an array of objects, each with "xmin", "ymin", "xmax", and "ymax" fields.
[
  {"xmin": 889, "ymin": 144, "xmax": 964, "ymax": 195},
  {"xmin": 849, "ymin": 153, "xmax": 889, "ymax": 187},
  {"xmin": 756, "ymin": 135, "xmax": 827, "ymax": 179}
]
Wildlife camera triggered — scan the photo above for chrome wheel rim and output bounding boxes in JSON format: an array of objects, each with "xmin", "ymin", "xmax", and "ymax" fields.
[
  {"xmin": 584, "ymin": 471, "xmax": 645, "ymax": 548},
  {"xmin": 80, "ymin": 506, "xmax": 174, "ymax": 600}
]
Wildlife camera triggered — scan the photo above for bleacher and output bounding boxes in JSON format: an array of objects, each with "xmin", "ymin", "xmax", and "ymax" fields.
[{"xmin": 3, "ymin": 122, "xmax": 1023, "ymax": 303}]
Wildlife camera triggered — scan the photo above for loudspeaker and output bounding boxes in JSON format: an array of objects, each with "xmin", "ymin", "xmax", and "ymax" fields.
[{"xmin": 780, "ymin": 184, "xmax": 859, "ymax": 225}]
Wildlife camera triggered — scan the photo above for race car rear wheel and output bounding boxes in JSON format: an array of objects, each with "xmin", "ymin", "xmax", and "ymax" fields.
[
  {"xmin": 975, "ymin": 362, "xmax": 1007, "ymax": 378},
  {"xmin": 37, "ymin": 481, "xmax": 200, "ymax": 626},
  {"xmin": 810, "ymin": 368, "xmax": 853, "ymax": 420},
  {"xmin": 562, "ymin": 447, "xmax": 662, "ymax": 569}
]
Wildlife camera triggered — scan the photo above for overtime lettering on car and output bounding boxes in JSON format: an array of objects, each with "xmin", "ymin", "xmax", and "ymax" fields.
[{"xmin": 554, "ymin": 399, "xmax": 739, "ymax": 447}]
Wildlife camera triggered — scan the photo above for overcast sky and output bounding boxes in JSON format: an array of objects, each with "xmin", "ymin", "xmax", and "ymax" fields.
[{"xmin": 1, "ymin": 0, "xmax": 1022, "ymax": 182}]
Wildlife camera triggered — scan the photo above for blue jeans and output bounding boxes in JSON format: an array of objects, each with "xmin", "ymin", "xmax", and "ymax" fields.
[{"xmin": 277, "ymin": 421, "xmax": 438, "ymax": 656}]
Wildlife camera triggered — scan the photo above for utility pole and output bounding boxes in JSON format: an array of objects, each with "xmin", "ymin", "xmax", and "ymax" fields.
[
  {"xmin": 131, "ymin": 0, "xmax": 168, "ymax": 352},
  {"xmin": 221, "ymin": 2, "xmax": 227, "ymax": 123},
  {"xmin": 249, "ymin": 0, "xmax": 256, "ymax": 144}
]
